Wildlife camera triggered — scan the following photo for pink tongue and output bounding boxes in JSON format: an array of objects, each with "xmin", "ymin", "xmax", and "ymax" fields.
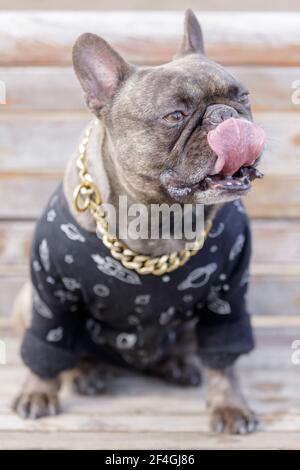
[{"xmin": 207, "ymin": 117, "xmax": 266, "ymax": 176}]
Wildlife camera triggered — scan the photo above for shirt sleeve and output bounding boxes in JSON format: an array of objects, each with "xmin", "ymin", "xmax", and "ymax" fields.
[
  {"xmin": 21, "ymin": 227, "xmax": 83, "ymax": 378},
  {"xmin": 196, "ymin": 215, "xmax": 255, "ymax": 369}
]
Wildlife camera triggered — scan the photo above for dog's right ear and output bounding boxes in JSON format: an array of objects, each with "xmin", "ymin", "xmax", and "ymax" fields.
[
  {"xmin": 175, "ymin": 9, "xmax": 205, "ymax": 58},
  {"xmin": 72, "ymin": 33, "xmax": 132, "ymax": 115}
]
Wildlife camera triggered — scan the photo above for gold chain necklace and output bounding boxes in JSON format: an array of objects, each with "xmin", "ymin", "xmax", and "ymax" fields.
[{"xmin": 73, "ymin": 123, "xmax": 213, "ymax": 276}]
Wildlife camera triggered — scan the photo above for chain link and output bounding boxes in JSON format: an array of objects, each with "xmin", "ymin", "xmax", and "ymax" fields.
[{"xmin": 73, "ymin": 123, "xmax": 213, "ymax": 276}]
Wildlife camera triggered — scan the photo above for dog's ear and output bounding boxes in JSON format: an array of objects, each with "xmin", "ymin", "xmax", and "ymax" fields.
[
  {"xmin": 175, "ymin": 9, "xmax": 205, "ymax": 57},
  {"xmin": 73, "ymin": 33, "xmax": 132, "ymax": 114}
]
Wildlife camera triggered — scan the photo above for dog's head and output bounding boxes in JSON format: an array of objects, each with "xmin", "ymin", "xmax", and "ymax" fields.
[{"xmin": 73, "ymin": 9, "xmax": 265, "ymax": 205}]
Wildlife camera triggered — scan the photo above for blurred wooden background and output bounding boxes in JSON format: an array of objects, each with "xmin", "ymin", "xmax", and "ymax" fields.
[
  {"xmin": 1, "ymin": 0, "xmax": 300, "ymax": 452},
  {"xmin": 0, "ymin": 2, "xmax": 300, "ymax": 324}
]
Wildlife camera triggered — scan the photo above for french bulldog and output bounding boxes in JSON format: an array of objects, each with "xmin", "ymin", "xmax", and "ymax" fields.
[{"xmin": 13, "ymin": 10, "xmax": 265, "ymax": 434}]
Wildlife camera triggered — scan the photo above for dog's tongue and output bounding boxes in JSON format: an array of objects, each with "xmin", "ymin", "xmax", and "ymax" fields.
[{"xmin": 207, "ymin": 118, "xmax": 265, "ymax": 176}]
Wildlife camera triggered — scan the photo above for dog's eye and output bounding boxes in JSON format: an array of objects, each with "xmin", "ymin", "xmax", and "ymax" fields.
[
  {"xmin": 164, "ymin": 111, "xmax": 186, "ymax": 123},
  {"xmin": 238, "ymin": 92, "xmax": 250, "ymax": 106}
]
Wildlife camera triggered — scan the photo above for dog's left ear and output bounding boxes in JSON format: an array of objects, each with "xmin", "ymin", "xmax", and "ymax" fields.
[{"xmin": 175, "ymin": 9, "xmax": 205, "ymax": 58}]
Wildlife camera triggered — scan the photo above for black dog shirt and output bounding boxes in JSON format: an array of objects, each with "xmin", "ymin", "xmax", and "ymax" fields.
[{"xmin": 21, "ymin": 184, "xmax": 254, "ymax": 378}]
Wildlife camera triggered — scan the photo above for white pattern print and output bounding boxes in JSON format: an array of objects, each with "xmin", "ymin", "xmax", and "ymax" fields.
[
  {"xmin": 234, "ymin": 199, "xmax": 246, "ymax": 214},
  {"xmin": 208, "ymin": 222, "xmax": 225, "ymax": 239},
  {"xmin": 135, "ymin": 295, "xmax": 151, "ymax": 305},
  {"xmin": 62, "ymin": 277, "xmax": 81, "ymax": 291},
  {"xmin": 32, "ymin": 288, "xmax": 53, "ymax": 319},
  {"xmin": 49, "ymin": 194, "xmax": 58, "ymax": 207},
  {"xmin": 93, "ymin": 284, "xmax": 110, "ymax": 297},
  {"xmin": 177, "ymin": 263, "xmax": 217, "ymax": 291},
  {"xmin": 91, "ymin": 255, "xmax": 141, "ymax": 285},
  {"xmin": 240, "ymin": 268, "xmax": 250, "ymax": 287},
  {"xmin": 54, "ymin": 290, "xmax": 78, "ymax": 303},
  {"xmin": 32, "ymin": 260, "xmax": 41, "ymax": 272},
  {"xmin": 210, "ymin": 245, "xmax": 218, "ymax": 253},
  {"xmin": 229, "ymin": 234, "xmax": 245, "ymax": 261},
  {"xmin": 46, "ymin": 209, "xmax": 56, "ymax": 222},
  {"xmin": 46, "ymin": 326, "xmax": 63, "ymax": 342},
  {"xmin": 159, "ymin": 306, "xmax": 175, "ymax": 325},
  {"xmin": 39, "ymin": 239, "xmax": 50, "ymax": 272},
  {"xmin": 60, "ymin": 224, "xmax": 85, "ymax": 243},
  {"xmin": 64, "ymin": 254, "xmax": 74, "ymax": 264},
  {"xmin": 207, "ymin": 287, "xmax": 231, "ymax": 315},
  {"xmin": 116, "ymin": 332, "xmax": 137, "ymax": 350}
]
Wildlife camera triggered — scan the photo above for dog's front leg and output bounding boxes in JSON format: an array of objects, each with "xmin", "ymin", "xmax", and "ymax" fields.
[
  {"xmin": 13, "ymin": 371, "xmax": 61, "ymax": 419},
  {"xmin": 206, "ymin": 364, "xmax": 259, "ymax": 434}
]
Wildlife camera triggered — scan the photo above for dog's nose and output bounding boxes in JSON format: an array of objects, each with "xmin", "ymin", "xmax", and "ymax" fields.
[{"xmin": 203, "ymin": 104, "xmax": 239, "ymax": 126}]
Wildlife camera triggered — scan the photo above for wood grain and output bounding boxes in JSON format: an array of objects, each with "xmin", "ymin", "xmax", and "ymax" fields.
[
  {"xmin": 1, "ymin": 112, "xmax": 300, "ymax": 173},
  {"xmin": 0, "ymin": 328, "xmax": 299, "ymax": 450},
  {"xmin": 1, "ymin": 0, "xmax": 300, "ymax": 12},
  {"xmin": 1, "ymin": 220, "xmax": 300, "ymax": 269},
  {"xmin": 2, "ymin": 431, "xmax": 300, "ymax": 450},
  {"xmin": 0, "ymin": 172, "xmax": 298, "ymax": 219},
  {"xmin": 2, "ymin": 66, "xmax": 299, "ymax": 112},
  {"xmin": 1, "ymin": 272, "xmax": 299, "ymax": 318},
  {"xmin": 1, "ymin": 12, "xmax": 300, "ymax": 66}
]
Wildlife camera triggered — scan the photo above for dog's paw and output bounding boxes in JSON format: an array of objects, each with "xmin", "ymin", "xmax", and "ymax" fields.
[
  {"xmin": 72, "ymin": 367, "xmax": 106, "ymax": 396},
  {"xmin": 154, "ymin": 357, "xmax": 202, "ymax": 386},
  {"xmin": 211, "ymin": 406, "xmax": 260, "ymax": 435},
  {"xmin": 13, "ymin": 392, "xmax": 60, "ymax": 420}
]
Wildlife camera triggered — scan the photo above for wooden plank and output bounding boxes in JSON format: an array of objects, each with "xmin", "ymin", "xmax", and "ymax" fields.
[
  {"xmin": 1, "ymin": 272, "xmax": 300, "ymax": 318},
  {"xmin": 0, "ymin": 111, "xmax": 299, "ymax": 219},
  {"xmin": 0, "ymin": 174, "xmax": 60, "ymax": 219},
  {"xmin": 0, "ymin": 275, "xmax": 27, "ymax": 318},
  {"xmin": 0, "ymin": 113, "xmax": 88, "ymax": 172},
  {"xmin": 1, "ymin": 12, "xmax": 300, "ymax": 66},
  {"xmin": 1, "ymin": 430, "xmax": 300, "ymax": 450},
  {"xmin": 1, "ymin": 220, "xmax": 300, "ymax": 268},
  {"xmin": 0, "ymin": 411, "xmax": 300, "ymax": 433},
  {"xmin": 231, "ymin": 67, "xmax": 300, "ymax": 113},
  {"xmin": 1, "ymin": 67, "xmax": 84, "ymax": 111},
  {"xmin": 1, "ymin": 0, "xmax": 300, "ymax": 12},
  {"xmin": 1, "ymin": 112, "xmax": 300, "ymax": 173},
  {"xmin": 0, "ymin": 66, "xmax": 300, "ymax": 111},
  {"xmin": 0, "ymin": 172, "xmax": 298, "ymax": 219},
  {"xmin": 248, "ymin": 275, "xmax": 300, "ymax": 316},
  {"xmin": 252, "ymin": 221, "xmax": 300, "ymax": 265},
  {"xmin": 2, "ymin": 66, "xmax": 299, "ymax": 112},
  {"xmin": 0, "ymin": 222, "xmax": 33, "ymax": 269},
  {"xmin": 253, "ymin": 316, "xmax": 300, "ymax": 327},
  {"xmin": 3, "ymin": 325, "xmax": 298, "ymax": 365},
  {"xmin": 1, "ymin": 328, "xmax": 300, "ymax": 450},
  {"xmin": 245, "ymin": 175, "xmax": 300, "ymax": 218}
]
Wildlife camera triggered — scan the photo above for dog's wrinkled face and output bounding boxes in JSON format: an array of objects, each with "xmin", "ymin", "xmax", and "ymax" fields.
[{"xmin": 73, "ymin": 10, "xmax": 265, "ymax": 205}]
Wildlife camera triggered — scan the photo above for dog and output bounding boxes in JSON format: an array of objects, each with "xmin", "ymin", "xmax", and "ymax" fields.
[{"xmin": 13, "ymin": 10, "xmax": 265, "ymax": 434}]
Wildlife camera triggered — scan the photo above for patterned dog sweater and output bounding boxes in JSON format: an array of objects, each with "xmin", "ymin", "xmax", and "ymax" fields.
[{"xmin": 21, "ymin": 184, "xmax": 254, "ymax": 378}]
